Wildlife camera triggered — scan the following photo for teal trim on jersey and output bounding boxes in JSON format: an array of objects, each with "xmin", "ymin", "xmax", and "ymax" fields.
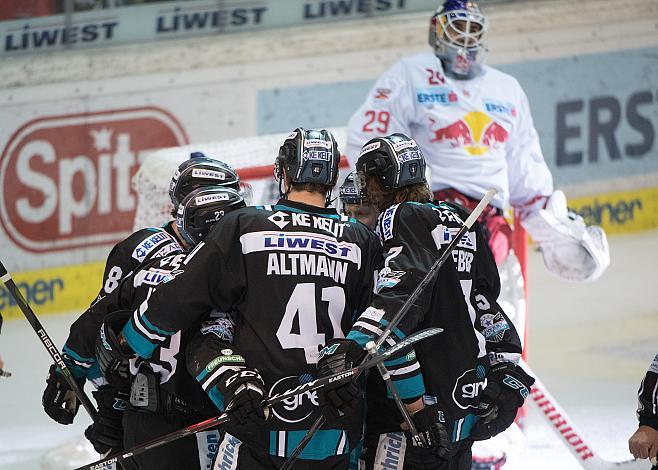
[
  {"xmin": 273, "ymin": 203, "xmax": 343, "ymax": 220},
  {"xmin": 349, "ymin": 439, "xmax": 363, "ymax": 470},
  {"xmin": 384, "ymin": 354, "xmax": 412, "ymax": 367},
  {"xmin": 346, "ymin": 329, "xmax": 373, "ymax": 348},
  {"xmin": 87, "ymin": 362, "xmax": 103, "ymax": 381},
  {"xmin": 122, "ymin": 322, "xmax": 156, "ymax": 359},
  {"xmin": 270, "ymin": 429, "xmax": 349, "ymax": 459},
  {"xmin": 208, "ymin": 386, "xmax": 225, "ymax": 411},
  {"xmin": 377, "ymin": 318, "xmax": 409, "ymax": 342},
  {"xmin": 60, "ymin": 356, "xmax": 88, "ymax": 380},
  {"xmin": 195, "ymin": 367, "xmax": 211, "ymax": 383},
  {"xmin": 452, "ymin": 414, "xmax": 479, "ymax": 442},
  {"xmin": 141, "ymin": 314, "xmax": 176, "ymax": 337},
  {"xmin": 387, "ymin": 373, "xmax": 425, "ymax": 400},
  {"xmin": 63, "ymin": 345, "xmax": 94, "ymax": 364}
]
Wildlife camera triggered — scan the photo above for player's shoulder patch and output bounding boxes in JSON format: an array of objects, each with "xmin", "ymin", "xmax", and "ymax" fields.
[
  {"xmin": 131, "ymin": 228, "xmax": 181, "ymax": 263},
  {"xmin": 377, "ymin": 203, "xmax": 400, "ymax": 241}
]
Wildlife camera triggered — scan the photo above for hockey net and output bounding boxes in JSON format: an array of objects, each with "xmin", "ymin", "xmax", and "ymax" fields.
[{"xmin": 132, "ymin": 128, "xmax": 350, "ymax": 231}]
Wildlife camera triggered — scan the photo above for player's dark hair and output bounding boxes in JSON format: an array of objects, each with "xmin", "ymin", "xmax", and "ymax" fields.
[{"xmin": 366, "ymin": 176, "xmax": 432, "ymax": 211}]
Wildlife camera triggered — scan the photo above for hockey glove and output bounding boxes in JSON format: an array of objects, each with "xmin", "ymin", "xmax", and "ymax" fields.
[
  {"xmin": 316, "ymin": 338, "xmax": 366, "ymax": 420},
  {"xmin": 217, "ymin": 369, "xmax": 269, "ymax": 426},
  {"xmin": 96, "ymin": 310, "xmax": 133, "ymax": 389},
  {"xmin": 84, "ymin": 385, "xmax": 127, "ymax": 455},
  {"xmin": 403, "ymin": 404, "xmax": 451, "ymax": 466},
  {"xmin": 471, "ymin": 362, "xmax": 535, "ymax": 440},
  {"xmin": 42, "ymin": 364, "xmax": 83, "ymax": 425}
]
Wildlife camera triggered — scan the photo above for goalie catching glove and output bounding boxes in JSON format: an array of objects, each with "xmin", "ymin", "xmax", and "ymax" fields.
[
  {"xmin": 522, "ymin": 190, "xmax": 609, "ymax": 282},
  {"xmin": 316, "ymin": 338, "xmax": 367, "ymax": 420},
  {"xmin": 471, "ymin": 362, "xmax": 535, "ymax": 440}
]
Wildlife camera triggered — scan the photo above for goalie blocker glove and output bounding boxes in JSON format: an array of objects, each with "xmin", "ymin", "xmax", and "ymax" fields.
[
  {"xmin": 42, "ymin": 364, "xmax": 84, "ymax": 425},
  {"xmin": 471, "ymin": 362, "xmax": 535, "ymax": 440},
  {"xmin": 96, "ymin": 310, "xmax": 133, "ymax": 389},
  {"xmin": 84, "ymin": 385, "xmax": 127, "ymax": 455},
  {"xmin": 316, "ymin": 338, "xmax": 367, "ymax": 421}
]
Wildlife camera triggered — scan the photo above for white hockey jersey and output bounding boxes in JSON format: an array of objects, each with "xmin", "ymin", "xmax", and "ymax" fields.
[{"xmin": 346, "ymin": 52, "xmax": 554, "ymax": 213}]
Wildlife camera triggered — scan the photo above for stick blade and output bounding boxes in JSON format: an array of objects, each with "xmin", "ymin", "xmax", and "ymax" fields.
[{"xmin": 362, "ymin": 327, "xmax": 443, "ymax": 369}]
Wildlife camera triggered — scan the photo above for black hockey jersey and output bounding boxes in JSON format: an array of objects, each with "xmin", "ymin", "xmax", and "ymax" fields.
[
  {"xmin": 62, "ymin": 224, "xmax": 183, "ymax": 385},
  {"xmin": 122, "ymin": 199, "xmax": 382, "ymax": 460},
  {"xmin": 637, "ymin": 353, "xmax": 658, "ymax": 431},
  {"xmin": 347, "ymin": 201, "xmax": 522, "ymax": 442}
]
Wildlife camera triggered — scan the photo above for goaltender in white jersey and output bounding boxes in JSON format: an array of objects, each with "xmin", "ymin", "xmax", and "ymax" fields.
[{"xmin": 346, "ymin": 0, "xmax": 609, "ymax": 283}]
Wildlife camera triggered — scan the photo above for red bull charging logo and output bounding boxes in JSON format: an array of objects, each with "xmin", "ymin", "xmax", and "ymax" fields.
[{"xmin": 430, "ymin": 111, "xmax": 509, "ymax": 156}]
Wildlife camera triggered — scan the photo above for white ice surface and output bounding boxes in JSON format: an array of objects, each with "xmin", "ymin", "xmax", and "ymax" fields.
[{"xmin": 1, "ymin": 229, "xmax": 657, "ymax": 469}]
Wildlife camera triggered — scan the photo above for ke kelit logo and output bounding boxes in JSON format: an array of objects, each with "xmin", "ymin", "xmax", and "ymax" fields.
[
  {"xmin": 0, "ymin": 107, "xmax": 188, "ymax": 252},
  {"xmin": 429, "ymin": 111, "xmax": 509, "ymax": 156}
]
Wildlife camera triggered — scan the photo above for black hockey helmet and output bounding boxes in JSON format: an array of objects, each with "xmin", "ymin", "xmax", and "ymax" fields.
[
  {"xmin": 354, "ymin": 133, "xmax": 427, "ymax": 198},
  {"xmin": 169, "ymin": 153, "xmax": 240, "ymax": 208},
  {"xmin": 274, "ymin": 128, "xmax": 340, "ymax": 198},
  {"xmin": 339, "ymin": 171, "xmax": 362, "ymax": 210},
  {"xmin": 175, "ymin": 186, "xmax": 246, "ymax": 247}
]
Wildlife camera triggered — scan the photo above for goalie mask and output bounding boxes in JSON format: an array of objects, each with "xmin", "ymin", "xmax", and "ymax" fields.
[
  {"xmin": 274, "ymin": 128, "xmax": 340, "ymax": 204},
  {"xmin": 169, "ymin": 153, "xmax": 241, "ymax": 208},
  {"xmin": 176, "ymin": 186, "xmax": 246, "ymax": 247},
  {"xmin": 355, "ymin": 133, "xmax": 427, "ymax": 199},
  {"xmin": 429, "ymin": 0, "xmax": 487, "ymax": 79}
]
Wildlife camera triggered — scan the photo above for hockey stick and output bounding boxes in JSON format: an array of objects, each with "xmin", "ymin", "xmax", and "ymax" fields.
[
  {"xmin": 74, "ymin": 327, "xmax": 443, "ymax": 470},
  {"xmin": 522, "ymin": 359, "xmax": 645, "ymax": 469},
  {"xmin": 0, "ymin": 261, "xmax": 97, "ymax": 418},
  {"xmin": 282, "ymin": 189, "xmax": 498, "ymax": 469}
]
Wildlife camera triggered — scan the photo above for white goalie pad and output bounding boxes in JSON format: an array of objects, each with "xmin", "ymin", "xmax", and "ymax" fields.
[{"xmin": 521, "ymin": 190, "xmax": 610, "ymax": 282}]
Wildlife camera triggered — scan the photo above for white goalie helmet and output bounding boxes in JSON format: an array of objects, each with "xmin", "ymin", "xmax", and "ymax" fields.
[{"xmin": 429, "ymin": 0, "xmax": 488, "ymax": 79}]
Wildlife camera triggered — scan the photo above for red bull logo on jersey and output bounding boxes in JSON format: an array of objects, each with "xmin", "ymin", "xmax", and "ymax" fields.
[{"xmin": 429, "ymin": 111, "xmax": 509, "ymax": 156}]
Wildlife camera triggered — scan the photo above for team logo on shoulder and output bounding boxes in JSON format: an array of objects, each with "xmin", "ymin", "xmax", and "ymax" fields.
[
  {"xmin": 479, "ymin": 313, "xmax": 510, "ymax": 343},
  {"xmin": 375, "ymin": 267, "xmax": 405, "ymax": 293}
]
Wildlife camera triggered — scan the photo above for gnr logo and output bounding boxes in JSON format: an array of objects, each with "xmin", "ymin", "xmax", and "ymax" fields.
[
  {"xmin": 0, "ymin": 107, "xmax": 187, "ymax": 252},
  {"xmin": 452, "ymin": 365, "xmax": 488, "ymax": 410}
]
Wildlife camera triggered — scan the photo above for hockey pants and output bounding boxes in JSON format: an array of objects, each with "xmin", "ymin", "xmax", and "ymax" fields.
[
  {"xmin": 122, "ymin": 409, "xmax": 220, "ymax": 470},
  {"xmin": 211, "ymin": 432, "xmax": 350, "ymax": 470},
  {"xmin": 362, "ymin": 432, "xmax": 473, "ymax": 470}
]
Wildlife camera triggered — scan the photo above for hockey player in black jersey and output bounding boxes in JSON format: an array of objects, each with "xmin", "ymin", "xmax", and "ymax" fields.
[
  {"xmin": 629, "ymin": 353, "xmax": 658, "ymax": 468},
  {"xmin": 317, "ymin": 134, "xmax": 533, "ymax": 470},
  {"xmin": 91, "ymin": 185, "xmax": 246, "ymax": 470},
  {"xmin": 115, "ymin": 128, "xmax": 382, "ymax": 470},
  {"xmin": 41, "ymin": 156, "xmax": 240, "ymax": 446}
]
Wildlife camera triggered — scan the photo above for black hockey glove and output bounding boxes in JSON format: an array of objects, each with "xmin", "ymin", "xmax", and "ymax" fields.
[
  {"xmin": 404, "ymin": 404, "xmax": 451, "ymax": 467},
  {"xmin": 84, "ymin": 385, "xmax": 127, "ymax": 455},
  {"xmin": 471, "ymin": 362, "xmax": 535, "ymax": 440},
  {"xmin": 42, "ymin": 364, "xmax": 83, "ymax": 425},
  {"xmin": 316, "ymin": 338, "xmax": 366, "ymax": 420},
  {"xmin": 217, "ymin": 369, "xmax": 269, "ymax": 425},
  {"xmin": 96, "ymin": 310, "xmax": 133, "ymax": 389}
]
